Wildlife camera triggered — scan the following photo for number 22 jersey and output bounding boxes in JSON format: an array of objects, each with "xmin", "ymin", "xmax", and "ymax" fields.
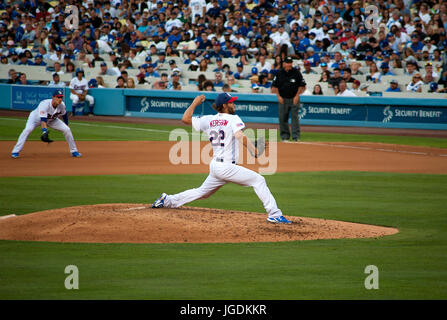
[{"xmin": 192, "ymin": 113, "xmax": 245, "ymax": 163}]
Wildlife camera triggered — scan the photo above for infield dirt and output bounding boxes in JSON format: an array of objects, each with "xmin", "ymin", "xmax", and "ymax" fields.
[{"xmin": 0, "ymin": 204, "xmax": 398, "ymax": 243}]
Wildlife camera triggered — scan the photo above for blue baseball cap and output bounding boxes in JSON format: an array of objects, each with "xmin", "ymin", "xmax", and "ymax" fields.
[
  {"xmin": 52, "ymin": 89, "xmax": 64, "ymax": 97},
  {"xmin": 251, "ymin": 67, "xmax": 258, "ymax": 74},
  {"xmin": 380, "ymin": 62, "xmax": 389, "ymax": 69},
  {"xmin": 214, "ymin": 93, "xmax": 238, "ymax": 107},
  {"xmin": 236, "ymin": 62, "xmax": 243, "ymax": 67},
  {"xmin": 145, "ymin": 56, "xmax": 152, "ymax": 62}
]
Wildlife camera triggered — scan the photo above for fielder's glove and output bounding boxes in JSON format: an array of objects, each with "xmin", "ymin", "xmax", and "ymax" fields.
[{"xmin": 41, "ymin": 131, "xmax": 53, "ymax": 143}]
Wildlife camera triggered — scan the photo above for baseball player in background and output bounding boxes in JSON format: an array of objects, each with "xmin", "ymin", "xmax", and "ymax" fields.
[
  {"xmin": 152, "ymin": 93, "xmax": 292, "ymax": 224},
  {"xmin": 11, "ymin": 89, "xmax": 82, "ymax": 158},
  {"xmin": 70, "ymin": 69, "xmax": 95, "ymax": 115}
]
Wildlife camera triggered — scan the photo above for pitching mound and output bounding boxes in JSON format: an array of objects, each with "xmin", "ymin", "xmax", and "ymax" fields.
[{"xmin": 0, "ymin": 204, "xmax": 398, "ymax": 243}]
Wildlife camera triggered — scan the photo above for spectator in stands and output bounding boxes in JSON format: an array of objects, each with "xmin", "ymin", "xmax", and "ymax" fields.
[
  {"xmin": 336, "ymin": 80, "xmax": 357, "ymax": 97},
  {"xmin": 99, "ymin": 62, "xmax": 116, "ymax": 76},
  {"xmin": 188, "ymin": 60, "xmax": 200, "ymax": 71},
  {"xmin": 18, "ymin": 72, "xmax": 30, "ymax": 85},
  {"xmin": 53, "ymin": 62, "xmax": 64, "ymax": 75},
  {"xmin": 167, "ymin": 71, "xmax": 184, "ymax": 90},
  {"xmin": 343, "ymin": 68, "xmax": 357, "ymax": 83},
  {"xmin": 16, "ymin": 52, "xmax": 32, "ymax": 66},
  {"xmin": 304, "ymin": 46, "xmax": 320, "ymax": 67},
  {"xmin": 96, "ymin": 76, "xmax": 106, "ymax": 88},
  {"xmin": 328, "ymin": 68, "xmax": 343, "ymax": 88},
  {"xmin": 366, "ymin": 63, "xmax": 381, "ymax": 83},
  {"xmin": 196, "ymin": 74, "xmax": 207, "ymax": 91},
  {"xmin": 226, "ymin": 75, "xmax": 241, "ymax": 90},
  {"xmin": 184, "ymin": 51, "xmax": 199, "ymax": 65},
  {"xmin": 152, "ymin": 73, "xmax": 169, "ymax": 90},
  {"xmin": 404, "ymin": 61, "xmax": 420, "ymax": 76},
  {"xmin": 406, "ymin": 73, "xmax": 424, "ymax": 93},
  {"xmin": 378, "ymin": 62, "xmax": 394, "ymax": 77},
  {"xmin": 116, "ymin": 76, "xmax": 126, "ymax": 88},
  {"xmin": 251, "ymin": 83, "xmax": 262, "ymax": 93},
  {"xmin": 33, "ymin": 54, "xmax": 47, "ymax": 66},
  {"xmin": 312, "ymin": 84, "xmax": 323, "ymax": 95},
  {"xmin": 145, "ymin": 64, "xmax": 161, "ymax": 78},
  {"xmin": 202, "ymin": 80, "xmax": 215, "ymax": 91},
  {"xmin": 7, "ymin": 69, "xmax": 19, "ymax": 84},
  {"xmin": 213, "ymin": 57, "xmax": 225, "ymax": 72},
  {"xmin": 403, "ymin": 47, "xmax": 417, "ymax": 63},
  {"xmin": 302, "ymin": 60, "xmax": 317, "ymax": 74},
  {"xmin": 1, "ymin": 55, "xmax": 8, "ymax": 65},
  {"xmin": 352, "ymin": 79, "xmax": 361, "ymax": 91},
  {"xmin": 422, "ymin": 62, "xmax": 439, "ymax": 84},
  {"xmin": 213, "ymin": 71, "xmax": 225, "ymax": 87},
  {"xmin": 127, "ymin": 78, "xmax": 136, "ymax": 89},
  {"xmin": 222, "ymin": 83, "xmax": 237, "ymax": 93},
  {"xmin": 48, "ymin": 73, "xmax": 66, "ymax": 88},
  {"xmin": 65, "ymin": 62, "xmax": 76, "ymax": 76},
  {"xmin": 386, "ymin": 80, "xmax": 402, "ymax": 92},
  {"xmin": 199, "ymin": 58, "xmax": 209, "ymax": 72},
  {"xmin": 8, "ymin": 50, "xmax": 20, "ymax": 65},
  {"xmin": 319, "ymin": 70, "xmax": 331, "ymax": 83},
  {"xmin": 234, "ymin": 61, "xmax": 250, "ymax": 80},
  {"xmin": 91, "ymin": 49, "xmax": 105, "ymax": 67}
]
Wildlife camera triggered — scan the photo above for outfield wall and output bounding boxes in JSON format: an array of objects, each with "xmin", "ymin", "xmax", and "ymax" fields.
[{"xmin": 1, "ymin": 84, "xmax": 446, "ymax": 130}]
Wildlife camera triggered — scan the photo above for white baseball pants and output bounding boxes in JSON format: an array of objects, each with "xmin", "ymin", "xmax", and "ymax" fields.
[
  {"xmin": 70, "ymin": 93, "xmax": 94, "ymax": 105},
  {"xmin": 12, "ymin": 110, "xmax": 79, "ymax": 154},
  {"xmin": 164, "ymin": 159, "xmax": 283, "ymax": 218}
]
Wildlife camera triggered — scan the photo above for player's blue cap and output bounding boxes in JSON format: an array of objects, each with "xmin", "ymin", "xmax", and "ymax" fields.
[
  {"xmin": 52, "ymin": 89, "xmax": 64, "ymax": 97},
  {"xmin": 215, "ymin": 93, "xmax": 238, "ymax": 107},
  {"xmin": 88, "ymin": 78, "xmax": 98, "ymax": 88},
  {"xmin": 430, "ymin": 82, "xmax": 438, "ymax": 91}
]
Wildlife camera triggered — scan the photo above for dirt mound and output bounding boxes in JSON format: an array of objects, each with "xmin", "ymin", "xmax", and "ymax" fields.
[{"xmin": 0, "ymin": 204, "xmax": 398, "ymax": 244}]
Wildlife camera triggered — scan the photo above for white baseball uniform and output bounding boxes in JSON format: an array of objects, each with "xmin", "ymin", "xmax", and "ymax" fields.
[
  {"xmin": 12, "ymin": 99, "xmax": 79, "ymax": 154},
  {"xmin": 69, "ymin": 77, "xmax": 95, "ymax": 106},
  {"xmin": 163, "ymin": 112, "xmax": 283, "ymax": 218}
]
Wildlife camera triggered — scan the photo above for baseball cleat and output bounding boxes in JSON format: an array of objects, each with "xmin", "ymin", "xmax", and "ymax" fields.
[
  {"xmin": 152, "ymin": 193, "xmax": 167, "ymax": 208},
  {"xmin": 11, "ymin": 152, "xmax": 19, "ymax": 158},
  {"xmin": 267, "ymin": 215, "xmax": 292, "ymax": 224},
  {"xmin": 72, "ymin": 151, "xmax": 82, "ymax": 157}
]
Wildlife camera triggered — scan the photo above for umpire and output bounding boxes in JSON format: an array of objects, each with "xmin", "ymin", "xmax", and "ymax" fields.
[{"xmin": 271, "ymin": 56, "xmax": 307, "ymax": 142}]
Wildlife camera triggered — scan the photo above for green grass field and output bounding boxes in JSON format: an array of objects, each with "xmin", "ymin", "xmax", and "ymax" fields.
[{"xmin": 1, "ymin": 116, "xmax": 446, "ymax": 300}]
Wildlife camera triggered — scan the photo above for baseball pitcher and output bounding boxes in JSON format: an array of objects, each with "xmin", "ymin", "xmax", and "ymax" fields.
[{"xmin": 152, "ymin": 93, "xmax": 291, "ymax": 224}]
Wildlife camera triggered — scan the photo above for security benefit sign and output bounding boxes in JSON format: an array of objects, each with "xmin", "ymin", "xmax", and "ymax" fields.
[
  {"xmin": 373, "ymin": 106, "xmax": 447, "ymax": 124},
  {"xmin": 127, "ymin": 96, "xmax": 191, "ymax": 114},
  {"xmin": 11, "ymin": 85, "xmax": 56, "ymax": 110},
  {"xmin": 299, "ymin": 104, "xmax": 365, "ymax": 120}
]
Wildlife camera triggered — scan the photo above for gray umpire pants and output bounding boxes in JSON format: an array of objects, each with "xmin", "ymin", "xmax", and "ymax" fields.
[{"xmin": 278, "ymin": 98, "xmax": 300, "ymax": 141}]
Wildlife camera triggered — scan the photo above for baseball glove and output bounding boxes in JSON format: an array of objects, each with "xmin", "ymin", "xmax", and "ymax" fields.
[{"xmin": 41, "ymin": 131, "xmax": 53, "ymax": 143}]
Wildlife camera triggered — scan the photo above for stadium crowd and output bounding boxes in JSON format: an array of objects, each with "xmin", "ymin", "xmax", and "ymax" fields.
[{"xmin": 1, "ymin": 0, "xmax": 447, "ymax": 96}]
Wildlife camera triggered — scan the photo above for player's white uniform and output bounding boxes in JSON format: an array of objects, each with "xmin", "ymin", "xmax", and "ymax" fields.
[
  {"xmin": 163, "ymin": 113, "xmax": 283, "ymax": 218},
  {"xmin": 12, "ymin": 99, "xmax": 79, "ymax": 154},
  {"xmin": 69, "ymin": 77, "xmax": 95, "ymax": 106}
]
